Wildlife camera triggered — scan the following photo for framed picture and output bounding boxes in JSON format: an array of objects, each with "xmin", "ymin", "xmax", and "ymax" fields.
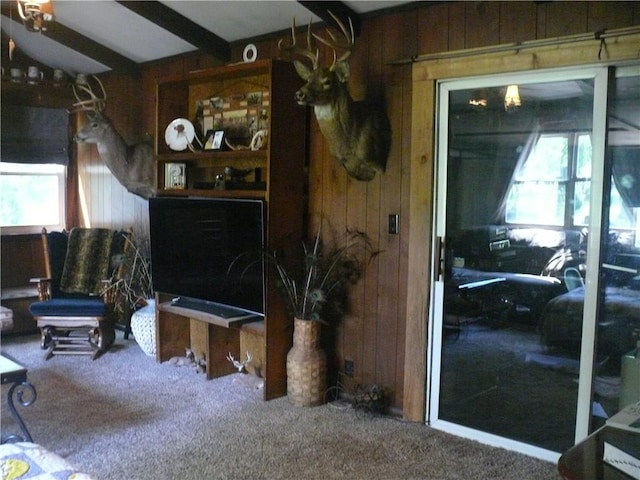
[
  {"xmin": 164, "ymin": 162, "xmax": 186, "ymax": 189},
  {"xmin": 204, "ymin": 130, "xmax": 225, "ymax": 150}
]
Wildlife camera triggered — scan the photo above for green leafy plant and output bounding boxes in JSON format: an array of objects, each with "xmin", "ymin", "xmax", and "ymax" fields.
[{"xmin": 233, "ymin": 223, "xmax": 378, "ymax": 323}]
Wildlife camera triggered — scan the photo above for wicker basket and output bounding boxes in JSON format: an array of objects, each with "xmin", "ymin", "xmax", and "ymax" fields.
[
  {"xmin": 287, "ymin": 318, "xmax": 326, "ymax": 407},
  {"xmin": 130, "ymin": 299, "xmax": 156, "ymax": 357}
]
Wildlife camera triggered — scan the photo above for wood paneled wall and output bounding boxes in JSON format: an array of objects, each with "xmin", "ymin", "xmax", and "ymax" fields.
[{"xmin": 72, "ymin": 2, "xmax": 639, "ymax": 414}]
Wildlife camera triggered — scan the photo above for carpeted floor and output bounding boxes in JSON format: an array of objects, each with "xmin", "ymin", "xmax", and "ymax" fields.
[{"xmin": 1, "ymin": 333, "xmax": 560, "ymax": 480}]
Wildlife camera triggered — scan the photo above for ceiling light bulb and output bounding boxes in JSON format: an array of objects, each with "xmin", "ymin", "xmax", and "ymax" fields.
[{"xmin": 504, "ymin": 85, "xmax": 522, "ymax": 112}]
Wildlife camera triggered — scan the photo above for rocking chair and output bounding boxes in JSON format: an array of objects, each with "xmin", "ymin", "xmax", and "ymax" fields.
[{"xmin": 29, "ymin": 227, "xmax": 128, "ymax": 360}]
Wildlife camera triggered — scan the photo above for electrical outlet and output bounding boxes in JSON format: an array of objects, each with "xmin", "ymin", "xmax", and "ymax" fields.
[{"xmin": 344, "ymin": 359, "xmax": 354, "ymax": 377}]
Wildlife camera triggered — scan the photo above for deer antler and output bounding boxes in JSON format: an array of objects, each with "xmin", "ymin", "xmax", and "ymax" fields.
[
  {"xmin": 278, "ymin": 17, "xmax": 318, "ymax": 69},
  {"xmin": 312, "ymin": 11, "xmax": 355, "ymax": 69},
  {"xmin": 70, "ymin": 75, "xmax": 107, "ymax": 114},
  {"xmin": 226, "ymin": 351, "xmax": 253, "ymax": 372}
]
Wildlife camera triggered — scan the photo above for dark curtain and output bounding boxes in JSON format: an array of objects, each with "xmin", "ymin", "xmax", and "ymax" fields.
[
  {"xmin": 611, "ymin": 146, "xmax": 640, "ymax": 208},
  {"xmin": 1, "ymin": 106, "xmax": 70, "ymax": 165}
]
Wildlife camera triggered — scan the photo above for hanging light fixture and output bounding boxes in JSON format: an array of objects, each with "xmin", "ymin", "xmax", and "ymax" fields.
[
  {"xmin": 504, "ymin": 84, "xmax": 522, "ymax": 112},
  {"xmin": 16, "ymin": 0, "xmax": 54, "ymax": 32}
]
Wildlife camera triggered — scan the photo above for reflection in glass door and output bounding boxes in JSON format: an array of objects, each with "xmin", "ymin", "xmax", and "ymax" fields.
[
  {"xmin": 595, "ymin": 69, "xmax": 640, "ymax": 433},
  {"xmin": 430, "ymin": 70, "xmax": 605, "ymax": 457}
]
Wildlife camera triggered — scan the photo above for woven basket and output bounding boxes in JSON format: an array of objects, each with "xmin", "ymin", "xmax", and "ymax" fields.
[
  {"xmin": 131, "ymin": 300, "xmax": 156, "ymax": 357},
  {"xmin": 287, "ymin": 318, "xmax": 326, "ymax": 407}
]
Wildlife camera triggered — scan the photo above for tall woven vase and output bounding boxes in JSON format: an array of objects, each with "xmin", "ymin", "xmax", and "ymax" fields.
[{"xmin": 287, "ymin": 318, "xmax": 327, "ymax": 407}]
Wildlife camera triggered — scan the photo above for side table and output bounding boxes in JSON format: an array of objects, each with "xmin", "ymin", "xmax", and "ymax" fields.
[
  {"xmin": 558, "ymin": 426, "xmax": 640, "ymax": 479},
  {"xmin": 0, "ymin": 354, "xmax": 37, "ymax": 443}
]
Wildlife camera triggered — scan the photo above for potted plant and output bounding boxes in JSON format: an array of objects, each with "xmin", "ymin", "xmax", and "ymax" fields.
[{"xmin": 236, "ymin": 223, "xmax": 377, "ymax": 406}]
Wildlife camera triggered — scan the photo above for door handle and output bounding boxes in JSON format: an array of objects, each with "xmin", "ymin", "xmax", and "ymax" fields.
[{"xmin": 435, "ymin": 236, "xmax": 445, "ymax": 282}]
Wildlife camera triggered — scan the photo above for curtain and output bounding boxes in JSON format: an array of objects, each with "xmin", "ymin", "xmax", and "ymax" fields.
[
  {"xmin": 1, "ymin": 106, "xmax": 70, "ymax": 165},
  {"xmin": 492, "ymin": 123, "xmax": 540, "ymax": 222}
]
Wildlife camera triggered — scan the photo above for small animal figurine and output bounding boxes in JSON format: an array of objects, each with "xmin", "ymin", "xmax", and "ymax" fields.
[
  {"xmin": 226, "ymin": 351, "xmax": 253, "ymax": 373},
  {"xmin": 166, "ymin": 347, "xmax": 195, "ymax": 367},
  {"xmin": 227, "ymin": 351, "xmax": 264, "ymax": 389},
  {"xmin": 194, "ymin": 354, "xmax": 207, "ymax": 374}
]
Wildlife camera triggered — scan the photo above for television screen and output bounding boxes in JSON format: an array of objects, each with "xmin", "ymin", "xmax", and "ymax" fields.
[{"xmin": 149, "ymin": 196, "xmax": 265, "ymax": 317}]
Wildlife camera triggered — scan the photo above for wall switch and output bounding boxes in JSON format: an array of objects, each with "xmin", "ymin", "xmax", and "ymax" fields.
[
  {"xmin": 344, "ymin": 359, "xmax": 354, "ymax": 377},
  {"xmin": 388, "ymin": 214, "xmax": 399, "ymax": 234}
]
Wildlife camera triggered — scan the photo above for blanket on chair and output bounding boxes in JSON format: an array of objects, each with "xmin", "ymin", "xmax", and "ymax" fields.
[{"xmin": 60, "ymin": 228, "xmax": 114, "ymax": 296}]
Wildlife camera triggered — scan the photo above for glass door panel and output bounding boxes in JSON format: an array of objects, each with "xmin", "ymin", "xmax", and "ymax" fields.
[
  {"xmin": 434, "ymin": 73, "xmax": 597, "ymax": 454},
  {"xmin": 595, "ymin": 69, "xmax": 640, "ymax": 430}
]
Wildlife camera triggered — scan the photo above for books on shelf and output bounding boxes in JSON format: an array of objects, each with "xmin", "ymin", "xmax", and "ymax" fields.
[{"xmin": 607, "ymin": 401, "xmax": 640, "ymax": 433}]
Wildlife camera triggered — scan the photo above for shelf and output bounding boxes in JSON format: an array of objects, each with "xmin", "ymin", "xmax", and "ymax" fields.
[
  {"xmin": 153, "ymin": 59, "xmax": 307, "ymax": 400},
  {"xmin": 1, "ymin": 79, "xmax": 74, "ymax": 108},
  {"xmin": 156, "ymin": 188, "xmax": 266, "ymax": 198},
  {"xmin": 157, "ymin": 149, "xmax": 268, "ymax": 162},
  {"xmin": 158, "ymin": 301, "xmax": 258, "ymax": 329},
  {"xmin": 160, "ymin": 60, "xmax": 272, "ymax": 85}
]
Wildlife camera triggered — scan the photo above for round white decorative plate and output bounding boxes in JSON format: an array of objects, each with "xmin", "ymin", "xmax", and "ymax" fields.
[{"xmin": 164, "ymin": 118, "xmax": 196, "ymax": 151}]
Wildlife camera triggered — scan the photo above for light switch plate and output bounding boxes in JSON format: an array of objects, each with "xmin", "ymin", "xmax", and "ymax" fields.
[{"xmin": 389, "ymin": 214, "xmax": 399, "ymax": 234}]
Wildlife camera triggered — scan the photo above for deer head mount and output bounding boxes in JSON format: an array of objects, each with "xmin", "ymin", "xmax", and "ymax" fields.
[
  {"xmin": 279, "ymin": 12, "xmax": 391, "ymax": 182},
  {"xmin": 70, "ymin": 75, "xmax": 155, "ymax": 200}
]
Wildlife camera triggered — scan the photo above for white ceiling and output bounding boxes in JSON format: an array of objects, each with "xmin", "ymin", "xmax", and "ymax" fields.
[{"xmin": 1, "ymin": 1, "xmax": 412, "ymax": 76}]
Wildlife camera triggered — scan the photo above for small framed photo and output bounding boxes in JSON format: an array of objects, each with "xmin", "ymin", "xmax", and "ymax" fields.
[
  {"xmin": 165, "ymin": 162, "xmax": 186, "ymax": 189},
  {"xmin": 204, "ymin": 130, "xmax": 225, "ymax": 150}
]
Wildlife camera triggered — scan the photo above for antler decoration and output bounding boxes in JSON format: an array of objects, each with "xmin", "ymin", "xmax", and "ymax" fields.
[
  {"xmin": 69, "ymin": 75, "xmax": 107, "ymax": 114},
  {"xmin": 312, "ymin": 11, "xmax": 355, "ymax": 69},
  {"xmin": 278, "ymin": 11, "xmax": 354, "ymax": 72},
  {"xmin": 277, "ymin": 18, "xmax": 319, "ymax": 69},
  {"xmin": 226, "ymin": 351, "xmax": 253, "ymax": 373}
]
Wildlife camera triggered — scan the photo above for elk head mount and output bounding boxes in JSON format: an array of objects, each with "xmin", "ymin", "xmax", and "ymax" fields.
[
  {"xmin": 71, "ymin": 75, "xmax": 155, "ymax": 200},
  {"xmin": 279, "ymin": 12, "xmax": 391, "ymax": 182}
]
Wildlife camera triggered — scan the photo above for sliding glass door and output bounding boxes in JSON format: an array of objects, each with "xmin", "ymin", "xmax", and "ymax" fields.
[
  {"xmin": 429, "ymin": 66, "xmax": 639, "ymax": 459},
  {"xmin": 591, "ymin": 67, "xmax": 640, "ymax": 433}
]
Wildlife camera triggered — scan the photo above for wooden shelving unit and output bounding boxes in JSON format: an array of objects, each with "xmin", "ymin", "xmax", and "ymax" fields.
[{"xmin": 153, "ymin": 59, "xmax": 307, "ymax": 400}]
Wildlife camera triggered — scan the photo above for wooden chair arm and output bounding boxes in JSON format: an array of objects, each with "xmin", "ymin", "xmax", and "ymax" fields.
[{"xmin": 30, "ymin": 277, "xmax": 52, "ymax": 301}]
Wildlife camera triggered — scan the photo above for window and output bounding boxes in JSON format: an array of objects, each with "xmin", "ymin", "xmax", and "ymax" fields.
[
  {"xmin": 505, "ymin": 132, "xmax": 634, "ymax": 230},
  {"xmin": 0, "ymin": 162, "xmax": 66, "ymax": 234}
]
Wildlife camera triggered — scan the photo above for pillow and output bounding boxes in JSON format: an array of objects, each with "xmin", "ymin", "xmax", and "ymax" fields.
[{"xmin": 0, "ymin": 442, "xmax": 95, "ymax": 480}]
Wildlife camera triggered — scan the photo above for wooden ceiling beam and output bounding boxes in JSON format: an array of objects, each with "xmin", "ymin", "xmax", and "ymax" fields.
[
  {"xmin": 116, "ymin": 1, "xmax": 230, "ymax": 62},
  {"xmin": 44, "ymin": 21, "xmax": 140, "ymax": 75},
  {"xmin": 297, "ymin": 1, "xmax": 361, "ymax": 37}
]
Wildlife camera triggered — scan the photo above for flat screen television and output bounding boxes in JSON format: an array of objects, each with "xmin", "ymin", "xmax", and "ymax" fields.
[{"xmin": 149, "ymin": 196, "xmax": 265, "ymax": 318}]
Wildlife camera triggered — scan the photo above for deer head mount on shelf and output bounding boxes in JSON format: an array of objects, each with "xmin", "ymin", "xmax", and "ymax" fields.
[
  {"xmin": 70, "ymin": 75, "xmax": 155, "ymax": 200},
  {"xmin": 279, "ymin": 12, "xmax": 391, "ymax": 182}
]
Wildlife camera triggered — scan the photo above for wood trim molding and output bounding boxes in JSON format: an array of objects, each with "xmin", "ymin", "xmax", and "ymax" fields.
[
  {"xmin": 403, "ymin": 32, "xmax": 640, "ymax": 422},
  {"xmin": 412, "ymin": 32, "xmax": 640, "ymax": 82},
  {"xmin": 404, "ymin": 76, "xmax": 435, "ymax": 422}
]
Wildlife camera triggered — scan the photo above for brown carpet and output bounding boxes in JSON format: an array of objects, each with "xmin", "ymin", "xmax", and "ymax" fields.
[{"xmin": 0, "ymin": 333, "xmax": 560, "ymax": 479}]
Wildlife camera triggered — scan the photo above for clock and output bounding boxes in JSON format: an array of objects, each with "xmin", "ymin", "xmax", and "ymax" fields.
[{"xmin": 164, "ymin": 118, "xmax": 196, "ymax": 151}]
